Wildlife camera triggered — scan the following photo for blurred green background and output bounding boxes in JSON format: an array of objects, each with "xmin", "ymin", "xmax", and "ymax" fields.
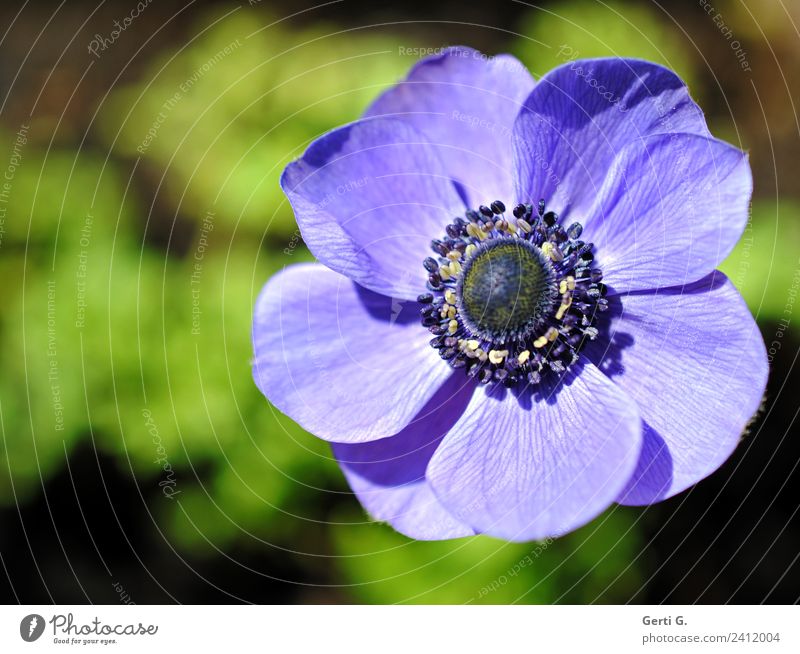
[{"xmin": 0, "ymin": 0, "xmax": 798, "ymax": 603}]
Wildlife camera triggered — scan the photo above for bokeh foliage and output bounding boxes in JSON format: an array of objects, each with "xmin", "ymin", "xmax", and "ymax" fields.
[
  {"xmin": 0, "ymin": 1, "xmax": 787, "ymax": 602},
  {"xmin": 513, "ymin": 0, "xmax": 697, "ymax": 92}
]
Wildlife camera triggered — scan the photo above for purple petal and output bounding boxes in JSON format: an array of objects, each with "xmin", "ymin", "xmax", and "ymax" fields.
[
  {"xmin": 513, "ymin": 58, "xmax": 710, "ymax": 216},
  {"xmin": 367, "ymin": 46, "xmax": 535, "ymax": 207},
  {"xmin": 332, "ymin": 374, "xmax": 476, "ymax": 540},
  {"xmin": 586, "ymin": 133, "xmax": 751, "ymax": 293},
  {"xmin": 252, "ymin": 263, "xmax": 452, "ymax": 443},
  {"xmin": 585, "ymin": 272, "xmax": 768, "ymax": 504},
  {"xmin": 426, "ymin": 362, "xmax": 642, "ymax": 541},
  {"xmin": 281, "ymin": 118, "xmax": 464, "ymax": 299}
]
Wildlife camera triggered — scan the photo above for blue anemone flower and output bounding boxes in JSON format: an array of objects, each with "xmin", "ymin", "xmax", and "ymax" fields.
[{"xmin": 252, "ymin": 47, "xmax": 768, "ymax": 542}]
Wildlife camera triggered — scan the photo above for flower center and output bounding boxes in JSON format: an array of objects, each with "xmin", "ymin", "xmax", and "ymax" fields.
[
  {"xmin": 457, "ymin": 239, "xmax": 557, "ymax": 342},
  {"xmin": 418, "ymin": 199, "xmax": 608, "ymax": 388}
]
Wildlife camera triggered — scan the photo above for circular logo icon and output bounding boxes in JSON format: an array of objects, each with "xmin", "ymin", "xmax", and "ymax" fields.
[{"xmin": 20, "ymin": 614, "xmax": 45, "ymax": 642}]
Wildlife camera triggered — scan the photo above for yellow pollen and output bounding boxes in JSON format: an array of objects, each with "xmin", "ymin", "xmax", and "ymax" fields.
[
  {"xmin": 447, "ymin": 305, "xmax": 457, "ymax": 319},
  {"xmin": 439, "ymin": 265, "xmax": 451, "ymax": 280},
  {"xmin": 465, "ymin": 244, "xmax": 477, "ymax": 258},
  {"xmin": 566, "ymin": 275, "xmax": 576, "ymax": 290},
  {"xmin": 541, "ymin": 241, "xmax": 563, "ymax": 262},
  {"xmin": 450, "ymin": 260, "xmax": 462, "ymax": 274},
  {"xmin": 559, "ymin": 280, "xmax": 567, "ymax": 294},
  {"xmin": 546, "ymin": 327, "xmax": 558, "ymax": 342},
  {"xmin": 488, "ymin": 349, "xmax": 509, "ymax": 365},
  {"xmin": 446, "ymin": 250, "xmax": 462, "ymax": 261},
  {"xmin": 444, "ymin": 289, "xmax": 457, "ymax": 305},
  {"xmin": 517, "ymin": 218, "xmax": 532, "ymax": 233},
  {"xmin": 448, "ymin": 319, "xmax": 458, "ymax": 334},
  {"xmin": 465, "ymin": 339, "xmax": 480, "ymax": 351},
  {"xmin": 518, "ymin": 350, "xmax": 531, "ymax": 364},
  {"xmin": 555, "ymin": 294, "xmax": 573, "ymax": 320},
  {"xmin": 533, "ymin": 336, "xmax": 548, "ymax": 349}
]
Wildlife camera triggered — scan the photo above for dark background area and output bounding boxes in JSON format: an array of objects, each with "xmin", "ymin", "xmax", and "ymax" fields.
[{"xmin": 0, "ymin": 0, "xmax": 797, "ymax": 604}]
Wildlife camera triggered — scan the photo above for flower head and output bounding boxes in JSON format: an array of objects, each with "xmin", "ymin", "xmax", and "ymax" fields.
[{"xmin": 253, "ymin": 47, "xmax": 767, "ymax": 541}]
